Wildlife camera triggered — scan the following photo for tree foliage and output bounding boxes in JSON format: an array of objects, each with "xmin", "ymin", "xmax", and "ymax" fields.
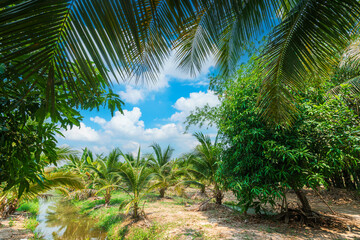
[
  {"xmin": 0, "ymin": 60, "xmax": 123, "ymax": 195},
  {"xmin": 216, "ymin": 60, "xmax": 360, "ymax": 213}
]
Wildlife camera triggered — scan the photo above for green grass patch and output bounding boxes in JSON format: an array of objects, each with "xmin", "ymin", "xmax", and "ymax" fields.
[
  {"xmin": 16, "ymin": 200, "xmax": 39, "ymax": 216},
  {"xmin": 8, "ymin": 218, "xmax": 14, "ymax": 227},
  {"xmin": 125, "ymin": 222, "xmax": 166, "ymax": 240},
  {"xmin": 69, "ymin": 190, "xmax": 193, "ymax": 239},
  {"xmin": 72, "ymin": 190, "xmax": 130, "ymax": 214},
  {"xmin": 92, "ymin": 206, "xmax": 125, "ymax": 231},
  {"xmin": 29, "ymin": 232, "xmax": 44, "ymax": 240},
  {"xmin": 24, "ymin": 217, "xmax": 39, "ymax": 232}
]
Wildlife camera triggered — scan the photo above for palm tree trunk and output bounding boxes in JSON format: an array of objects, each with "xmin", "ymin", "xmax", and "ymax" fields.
[
  {"xmin": 201, "ymin": 185, "xmax": 206, "ymax": 194},
  {"xmin": 159, "ymin": 188, "xmax": 166, "ymax": 198},
  {"xmin": 214, "ymin": 184, "xmax": 223, "ymax": 205},
  {"xmin": 105, "ymin": 188, "xmax": 111, "ymax": 206},
  {"xmin": 133, "ymin": 202, "xmax": 138, "ymax": 219}
]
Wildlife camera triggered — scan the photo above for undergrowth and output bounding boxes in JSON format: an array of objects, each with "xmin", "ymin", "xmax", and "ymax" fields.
[{"xmin": 16, "ymin": 199, "xmax": 42, "ymax": 239}]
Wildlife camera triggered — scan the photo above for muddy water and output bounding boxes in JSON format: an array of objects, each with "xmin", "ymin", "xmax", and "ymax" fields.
[{"xmin": 35, "ymin": 196, "xmax": 106, "ymax": 240}]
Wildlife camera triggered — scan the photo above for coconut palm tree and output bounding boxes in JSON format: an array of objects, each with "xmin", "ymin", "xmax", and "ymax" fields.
[
  {"xmin": 148, "ymin": 143, "xmax": 178, "ymax": 198},
  {"xmin": 65, "ymin": 148, "xmax": 98, "ymax": 178},
  {"xmin": 88, "ymin": 148, "xmax": 122, "ymax": 205},
  {"xmin": 118, "ymin": 158, "xmax": 154, "ymax": 219},
  {"xmin": 179, "ymin": 153, "xmax": 207, "ymax": 196},
  {"xmin": 191, "ymin": 132, "xmax": 223, "ymax": 204},
  {"xmin": 121, "ymin": 147, "xmax": 148, "ymax": 168},
  {"xmin": 3, "ymin": 1, "xmax": 360, "ymax": 124}
]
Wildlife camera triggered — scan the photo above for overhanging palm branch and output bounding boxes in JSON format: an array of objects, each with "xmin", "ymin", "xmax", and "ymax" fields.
[
  {"xmin": 259, "ymin": 0, "xmax": 360, "ymax": 124},
  {"xmin": 1, "ymin": 171, "xmax": 83, "ymax": 202},
  {"xmin": 3, "ymin": 1, "xmax": 360, "ymax": 125}
]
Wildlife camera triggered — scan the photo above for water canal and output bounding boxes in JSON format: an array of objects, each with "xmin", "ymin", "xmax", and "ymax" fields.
[{"xmin": 35, "ymin": 196, "xmax": 106, "ymax": 240}]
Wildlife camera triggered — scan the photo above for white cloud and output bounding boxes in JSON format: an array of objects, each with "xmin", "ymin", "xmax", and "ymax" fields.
[
  {"xmin": 61, "ymin": 123, "xmax": 100, "ymax": 142},
  {"xmin": 119, "ymin": 86, "xmax": 146, "ymax": 104},
  {"xmin": 104, "ymin": 108, "xmax": 144, "ymax": 137},
  {"xmin": 170, "ymin": 90, "xmax": 220, "ymax": 122},
  {"xmin": 92, "ymin": 146, "xmax": 110, "ymax": 154},
  {"xmin": 59, "ymin": 107, "xmax": 202, "ymax": 156},
  {"xmin": 90, "ymin": 116, "xmax": 106, "ymax": 125}
]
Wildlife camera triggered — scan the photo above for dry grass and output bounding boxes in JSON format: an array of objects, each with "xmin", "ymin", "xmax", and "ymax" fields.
[
  {"xmin": 0, "ymin": 212, "xmax": 34, "ymax": 240},
  {"xmin": 106, "ymin": 188, "xmax": 360, "ymax": 239}
]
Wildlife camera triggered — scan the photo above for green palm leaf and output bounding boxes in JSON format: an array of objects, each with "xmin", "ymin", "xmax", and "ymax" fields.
[{"xmin": 259, "ymin": 0, "xmax": 360, "ymax": 124}]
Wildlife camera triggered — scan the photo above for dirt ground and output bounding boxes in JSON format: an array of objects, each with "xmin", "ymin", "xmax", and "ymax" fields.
[
  {"xmin": 0, "ymin": 212, "xmax": 33, "ymax": 240},
  {"xmin": 1, "ymin": 188, "xmax": 360, "ymax": 239},
  {"xmin": 132, "ymin": 188, "xmax": 360, "ymax": 239}
]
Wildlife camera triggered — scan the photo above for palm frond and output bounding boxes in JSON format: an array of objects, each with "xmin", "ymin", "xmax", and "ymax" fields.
[
  {"xmin": 174, "ymin": 0, "xmax": 283, "ymax": 77},
  {"xmin": 258, "ymin": 0, "xmax": 360, "ymax": 125},
  {"xmin": 0, "ymin": 0, "xmax": 178, "ymax": 107},
  {"xmin": 22, "ymin": 172, "xmax": 84, "ymax": 200}
]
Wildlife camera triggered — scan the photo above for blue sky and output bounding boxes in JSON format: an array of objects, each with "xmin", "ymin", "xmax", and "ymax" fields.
[{"xmin": 57, "ymin": 55, "xmax": 219, "ymax": 157}]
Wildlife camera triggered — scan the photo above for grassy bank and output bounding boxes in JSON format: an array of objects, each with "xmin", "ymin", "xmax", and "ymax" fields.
[
  {"xmin": 70, "ymin": 190, "xmax": 202, "ymax": 239},
  {"xmin": 16, "ymin": 200, "xmax": 43, "ymax": 239}
]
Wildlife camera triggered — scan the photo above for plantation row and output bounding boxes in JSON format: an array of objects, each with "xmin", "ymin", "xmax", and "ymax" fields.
[{"xmin": 0, "ymin": 133, "xmax": 221, "ymax": 220}]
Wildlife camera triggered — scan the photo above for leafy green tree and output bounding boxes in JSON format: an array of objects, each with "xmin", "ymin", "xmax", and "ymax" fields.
[
  {"xmin": 186, "ymin": 49, "xmax": 360, "ymax": 214},
  {"xmin": 217, "ymin": 67, "xmax": 360, "ymax": 214},
  {"xmin": 298, "ymin": 91, "xmax": 360, "ymax": 190},
  {"xmin": 191, "ymin": 132, "xmax": 223, "ymax": 205},
  {"xmin": 118, "ymin": 158, "xmax": 154, "ymax": 219},
  {"xmin": 89, "ymin": 148, "xmax": 122, "ymax": 205},
  {"xmin": 0, "ymin": 60, "xmax": 123, "ymax": 194}
]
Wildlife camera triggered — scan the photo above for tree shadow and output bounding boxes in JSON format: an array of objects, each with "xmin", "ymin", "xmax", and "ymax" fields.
[{"xmin": 198, "ymin": 203, "xmax": 360, "ymax": 239}]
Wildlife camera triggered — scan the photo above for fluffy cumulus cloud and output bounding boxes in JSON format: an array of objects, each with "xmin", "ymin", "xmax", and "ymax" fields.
[
  {"xmin": 170, "ymin": 90, "xmax": 220, "ymax": 122},
  {"xmin": 59, "ymin": 89, "xmax": 218, "ymax": 156},
  {"xmin": 61, "ymin": 123, "xmax": 100, "ymax": 142},
  {"xmin": 60, "ymin": 107, "xmax": 199, "ymax": 155},
  {"xmin": 119, "ymin": 86, "xmax": 146, "ymax": 104}
]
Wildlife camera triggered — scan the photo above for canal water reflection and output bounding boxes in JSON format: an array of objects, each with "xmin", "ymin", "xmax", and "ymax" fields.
[{"xmin": 35, "ymin": 197, "xmax": 106, "ymax": 240}]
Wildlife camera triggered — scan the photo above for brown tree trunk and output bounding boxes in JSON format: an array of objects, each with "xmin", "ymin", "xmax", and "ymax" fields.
[
  {"xmin": 105, "ymin": 189, "xmax": 111, "ymax": 206},
  {"xmin": 159, "ymin": 188, "xmax": 166, "ymax": 198},
  {"xmin": 343, "ymin": 170, "xmax": 356, "ymax": 190},
  {"xmin": 293, "ymin": 188, "xmax": 312, "ymax": 214},
  {"xmin": 333, "ymin": 173, "xmax": 345, "ymax": 188},
  {"xmin": 133, "ymin": 202, "xmax": 138, "ymax": 219},
  {"xmin": 214, "ymin": 185, "xmax": 223, "ymax": 205},
  {"xmin": 201, "ymin": 185, "xmax": 206, "ymax": 194},
  {"xmin": 0, "ymin": 198, "xmax": 18, "ymax": 218}
]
